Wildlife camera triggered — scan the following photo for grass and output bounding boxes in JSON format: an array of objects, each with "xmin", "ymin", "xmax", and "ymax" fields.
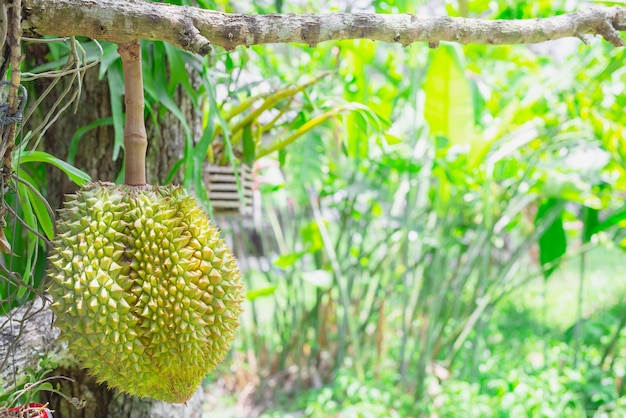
[
  {"xmin": 203, "ymin": 246, "xmax": 626, "ymax": 417},
  {"xmin": 514, "ymin": 246, "xmax": 626, "ymax": 331}
]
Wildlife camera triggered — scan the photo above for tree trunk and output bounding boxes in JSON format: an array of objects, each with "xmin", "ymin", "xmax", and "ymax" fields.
[
  {"xmin": 17, "ymin": 45, "xmax": 205, "ymax": 417},
  {"xmin": 0, "ymin": 298, "xmax": 60, "ymax": 386}
]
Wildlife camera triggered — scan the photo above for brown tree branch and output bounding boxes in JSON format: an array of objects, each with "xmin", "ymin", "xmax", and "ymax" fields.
[{"xmin": 21, "ymin": 0, "xmax": 626, "ymax": 55}]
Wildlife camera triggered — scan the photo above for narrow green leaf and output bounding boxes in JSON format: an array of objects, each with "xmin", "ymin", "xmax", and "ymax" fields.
[
  {"xmin": 18, "ymin": 151, "xmax": 91, "ymax": 186},
  {"xmin": 592, "ymin": 207, "xmax": 626, "ymax": 234},
  {"xmin": 143, "ymin": 51, "xmax": 194, "ymax": 189},
  {"xmin": 273, "ymin": 251, "xmax": 307, "ymax": 269},
  {"xmin": 384, "ymin": 133, "xmax": 402, "ymax": 145},
  {"xmin": 143, "ymin": 60, "xmax": 191, "ymax": 139},
  {"xmin": 581, "ymin": 206, "xmax": 599, "ymax": 244},
  {"xmin": 16, "ymin": 170, "xmax": 54, "ymax": 240},
  {"xmin": 67, "ymin": 117, "xmax": 113, "ymax": 165},
  {"xmin": 107, "ymin": 60, "xmax": 125, "ymax": 160},
  {"xmin": 98, "ymin": 42, "xmax": 120, "ymax": 80},
  {"xmin": 536, "ymin": 198, "xmax": 567, "ymax": 279},
  {"xmin": 163, "ymin": 42, "xmax": 195, "ymax": 98},
  {"xmin": 166, "ymin": 158, "xmax": 185, "ymax": 184},
  {"xmin": 16, "ymin": 183, "xmax": 36, "ymax": 241},
  {"xmin": 16, "ymin": 183, "xmax": 38, "ymax": 296},
  {"xmin": 47, "ymin": 41, "xmax": 63, "ymax": 63},
  {"xmin": 258, "ymin": 105, "xmax": 355, "ymax": 159},
  {"xmin": 195, "ymin": 97, "xmax": 219, "ymax": 167},
  {"xmin": 192, "ymin": 123, "xmax": 216, "ymax": 212},
  {"xmin": 247, "ymin": 286, "xmax": 276, "ymax": 301},
  {"xmin": 37, "ymin": 382, "xmax": 54, "ymax": 392},
  {"xmin": 242, "ymin": 123, "xmax": 256, "ymax": 166},
  {"xmin": 190, "ymin": 75, "xmax": 225, "ymax": 212}
]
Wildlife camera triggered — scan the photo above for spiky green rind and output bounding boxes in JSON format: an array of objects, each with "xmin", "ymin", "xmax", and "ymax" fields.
[{"xmin": 48, "ymin": 182, "xmax": 244, "ymax": 403}]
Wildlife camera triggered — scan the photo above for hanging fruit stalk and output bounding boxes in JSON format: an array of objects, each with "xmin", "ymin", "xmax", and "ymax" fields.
[{"xmin": 118, "ymin": 41, "xmax": 147, "ymax": 186}]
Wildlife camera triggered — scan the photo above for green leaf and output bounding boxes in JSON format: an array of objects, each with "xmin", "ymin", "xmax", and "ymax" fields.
[
  {"xmin": 16, "ymin": 183, "xmax": 35, "ymax": 240},
  {"xmin": 581, "ymin": 206, "xmax": 599, "ymax": 244},
  {"xmin": 273, "ymin": 251, "xmax": 307, "ymax": 269},
  {"xmin": 143, "ymin": 45, "xmax": 194, "ymax": 189},
  {"xmin": 592, "ymin": 207, "xmax": 626, "ymax": 234},
  {"xmin": 536, "ymin": 199, "xmax": 567, "ymax": 280},
  {"xmin": 383, "ymin": 133, "xmax": 402, "ymax": 145},
  {"xmin": 247, "ymin": 286, "xmax": 276, "ymax": 301},
  {"xmin": 242, "ymin": 123, "xmax": 256, "ymax": 166},
  {"xmin": 67, "ymin": 117, "xmax": 113, "ymax": 165},
  {"xmin": 143, "ymin": 53, "xmax": 191, "ymax": 140},
  {"xmin": 36, "ymin": 382, "xmax": 54, "ymax": 392},
  {"xmin": 16, "ymin": 170, "xmax": 54, "ymax": 241},
  {"xmin": 98, "ymin": 42, "xmax": 120, "ymax": 80},
  {"xmin": 16, "ymin": 184, "xmax": 38, "ymax": 295},
  {"xmin": 107, "ymin": 59, "xmax": 125, "ymax": 161},
  {"xmin": 18, "ymin": 151, "xmax": 91, "ymax": 186},
  {"xmin": 423, "ymin": 43, "xmax": 474, "ymax": 146},
  {"xmin": 163, "ymin": 42, "xmax": 196, "ymax": 99},
  {"xmin": 190, "ymin": 74, "xmax": 229, "ymax": 212},
  {"xmin": 225, "ymin": 53, "xmax": 235, "ymax": 72},
  {"xmin": 192, "ymin": 121, "xmax": 216, "ymax": 212}
]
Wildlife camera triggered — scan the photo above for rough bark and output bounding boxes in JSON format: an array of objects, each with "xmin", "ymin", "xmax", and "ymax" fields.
[
  {"xmin": 0, "ymin": 297, "xmax": 60, "ymax": 385},
  {"xmin": 21, "ymin": 0, "xmax": 626, "ymax": 53}
]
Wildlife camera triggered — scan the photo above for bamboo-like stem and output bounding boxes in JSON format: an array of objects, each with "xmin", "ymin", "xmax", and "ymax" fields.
[
  {"xmin": 118, "ymin": 41, "xmax": 147, "ymax": 186},
  {"xmin": 256, "ymin": 106, "xmax": 347, "ymax": 159}
]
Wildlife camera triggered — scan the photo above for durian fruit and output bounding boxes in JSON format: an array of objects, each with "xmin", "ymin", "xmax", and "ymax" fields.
[{"xmin": 47, "ymin": 182, "xmax": 244, "ymax": 403}]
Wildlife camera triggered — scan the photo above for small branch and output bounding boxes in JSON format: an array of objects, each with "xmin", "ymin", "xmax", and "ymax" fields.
[
  {"xmin": 118, "ymin": 41, "xmax": 147, "ymax": 186},
  {"xmin": 21, "ymin": 1, "xmax": 626, "ymax": 55}
]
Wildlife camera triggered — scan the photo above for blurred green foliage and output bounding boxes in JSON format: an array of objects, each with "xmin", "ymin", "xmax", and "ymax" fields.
[
  {"xmin": 2, "ymin": 0, "xmax": 626, "ymax": 416},
  {"xmin": 213, "ymin": 0, "xmax": 626, "ymax": 416}
]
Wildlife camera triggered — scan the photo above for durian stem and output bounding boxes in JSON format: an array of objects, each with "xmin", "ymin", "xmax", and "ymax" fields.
[{"xmin": 118, "ymin": 41, "xmax": 147, "ymax": 186}]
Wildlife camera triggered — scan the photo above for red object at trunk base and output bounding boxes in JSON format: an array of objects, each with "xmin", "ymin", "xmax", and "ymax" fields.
[{"xmin": 7, "ymin": 403, "xmax": 53, "ymax": 417}]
